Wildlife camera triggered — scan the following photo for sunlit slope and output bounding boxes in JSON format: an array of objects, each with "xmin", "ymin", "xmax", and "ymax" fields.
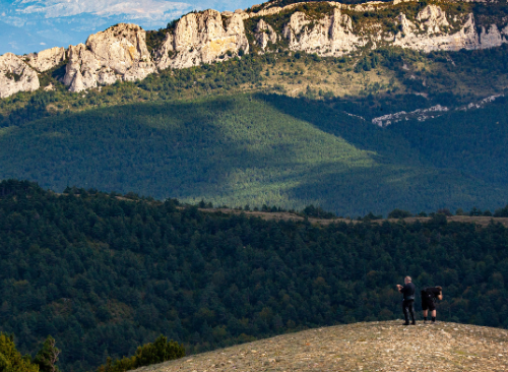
[
  {"xmin": 0, "ymin": 94, "xmax": 507, "ymax": 215},
  {"xmin": 135, "ymin": 321, "xmax": 508, "ymax": 372}
]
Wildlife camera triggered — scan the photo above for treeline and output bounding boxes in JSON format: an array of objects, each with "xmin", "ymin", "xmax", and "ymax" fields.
[
  {"xmin": 1, "ymin": 180, "xmax": 508, "ymax": 371},
  {"xmin": 0, "ymin": 332, "xmax": 184, "ymax": 372}
]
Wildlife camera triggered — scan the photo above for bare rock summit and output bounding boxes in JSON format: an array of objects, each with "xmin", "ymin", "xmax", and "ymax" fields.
[
  {"xmin": 155, "ymin": 10, "xmax": 249, "ymax": 70},
  {"xmin": 0, "ymin": 53, "xmax": 40, "ymax": 99},
  {"xmin": 63, "ymin": 23, "xmax": 156, "ymax": 93},
  {"xmin": 1, "ymin": 0, "xmax": 508, "ymax": 98},
  {"xmin": 27, "ymin": 47, "xmax": 66, "ymax": 72}
]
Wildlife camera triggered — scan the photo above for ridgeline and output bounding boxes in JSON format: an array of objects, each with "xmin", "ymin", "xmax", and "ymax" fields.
[{"xmin": 1, "ymin": 180, "xmax": 508, "ymax": 372}]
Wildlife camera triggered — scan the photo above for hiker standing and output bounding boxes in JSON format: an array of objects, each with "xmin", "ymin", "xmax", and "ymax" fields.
[
  {"xmin": 421, "ymin": 286, "xmax": 443, "ymax": 324},
  {"xmin": 396, "ymin": 276, "xmax": 416, "ymax": 325}
]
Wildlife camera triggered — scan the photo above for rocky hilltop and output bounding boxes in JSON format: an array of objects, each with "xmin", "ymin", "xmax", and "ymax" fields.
[
  {"xmin": 1, "ymin": 0, "xmax": 508, "ymax": 97},
  {"xmin": 134, "ymin": 321, "xmax": 508, "ymax": 372}
]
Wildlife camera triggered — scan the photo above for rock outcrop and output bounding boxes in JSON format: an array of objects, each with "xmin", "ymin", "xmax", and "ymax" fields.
[
  {"xmin": 63, "ymin": 23, "xmax": 156, "ymax": 93},
  {"xmin": 282, "ymin": 8, "xmax": 365, "ymax": 56},
  {"xmin": 254, "ymin": 19, "xmax": 278, "ymax": 50},
  {"xmin": 0, "ymin": 53, "xmax": 40, "ymax": 99},
  {"xmin": 1, "ymin": 0, "xmax": 508, "ymax": 97},
  {"xmin": 155, "ymin": 10, "xmax": 249, "ymax": 70},
  {"xmin": 27, "ymin": 47, "xmax": 66, "ymax": 72},
  {"xmin": 393, "ymin": 11, "xmax": 481, "ymax": 52}
]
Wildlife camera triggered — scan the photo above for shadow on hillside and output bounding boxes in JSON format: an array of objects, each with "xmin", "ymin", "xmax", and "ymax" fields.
[
  {"xmin": 0, "ymin": 97, "xmax": 306, "ymax": 201},
  {"xmin": 254, "ymin": 93, "xmax": 422, "ymax": 167},
  {"xmin": 256, "ymin": 93, "xmax": 508, "ymax": 215}
]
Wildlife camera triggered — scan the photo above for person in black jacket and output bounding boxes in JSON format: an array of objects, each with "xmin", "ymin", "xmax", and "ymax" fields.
[
  {"xmin": 421, "ymin": 286, "xmax": 443, "ymax": 324},
  {"xmin": 396, "ymin": 276, "xmax": 416, "ymax": 325}
]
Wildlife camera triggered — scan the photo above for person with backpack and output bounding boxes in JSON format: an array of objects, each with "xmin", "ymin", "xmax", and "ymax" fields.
[
  {"xmin": 396, "ymin": 276, "xmax": 416, "ymax": 325},
  {"xmin": 421, "ymin": 286, "xmax": 443, "ymax": 324}
]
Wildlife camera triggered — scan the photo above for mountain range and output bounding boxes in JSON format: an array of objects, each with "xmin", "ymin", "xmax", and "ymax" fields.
[
  {"xmin": 1, "ymin": 0, "xmax": 508, "ymax": 215},
  {"xmin": 0, "ymin": 0, "xmax": 258, "ymax": 55}
]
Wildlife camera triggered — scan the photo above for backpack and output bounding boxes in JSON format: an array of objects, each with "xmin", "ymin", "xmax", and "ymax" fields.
[{"xmin": 421, "ymin": 287, "xmax": 435, "ymax": 300}]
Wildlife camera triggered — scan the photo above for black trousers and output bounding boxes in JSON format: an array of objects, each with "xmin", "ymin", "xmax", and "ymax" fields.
[{"xmin": 402, "ymin": 300, "xmax": 415, "ymax": 324}]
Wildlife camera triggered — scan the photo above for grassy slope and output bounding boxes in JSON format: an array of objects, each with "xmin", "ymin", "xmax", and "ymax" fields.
[
  {"xmin": 1, "ymin": 93, "xmax": 507, "ymax": 216},
  {"xmin": 138, "ymin": 321, "xmax": 508, "ymax": 372}
]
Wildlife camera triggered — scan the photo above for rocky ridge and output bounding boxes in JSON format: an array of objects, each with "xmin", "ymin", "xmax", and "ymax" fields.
[
  {"xmin": 1, "ymin": 0, "xmax": 508, "ymax": 97},
  {"xmin": 0, "ymin": 53, "xmax": 40, "ymax": 99},
  {"xmin": 63, "ymin": 24, "xmax": 157, "ymax": 93},
  {"xmin": 371, "ymin": 93, "xmax": 505, "ymax": 127}
]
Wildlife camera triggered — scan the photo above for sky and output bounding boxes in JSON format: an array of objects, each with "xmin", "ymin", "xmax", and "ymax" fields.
[{"xmin": 0, "ymin": 0, "xmax": 261, "ymax": 55}]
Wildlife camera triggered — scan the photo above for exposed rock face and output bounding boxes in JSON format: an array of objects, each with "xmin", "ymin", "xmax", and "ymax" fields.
[
  {"xmin": 27, "ymin": 47, "xmax": 66, "ymax": 72},
  {"xmin": 1, "ymin": 1, "xmax": 508, "ymax": 97},
  {"xmin": 282, "ymin": 9, "xmax": 364, "ymax": 56},
  {"xmin": 254, "ymin": 19, "xmax": 278, "ymax": 50},
  {"xmin": 394, "ymin": 11, "xmax": 480, "ymax": 52},
  {"xmin": 156, "ymin": 10, "xmax": 249, "ymax": 70},
  {"xmin": 0, "ymin": 53, "xmax": 40, "ymax": 99},
  {"xmin": 63, "ymin": 23, "xmax": 156, "ymax": 93},
  {"xmin": 393, "ymin": 5, "xmax": 507, "ymax": 52}
]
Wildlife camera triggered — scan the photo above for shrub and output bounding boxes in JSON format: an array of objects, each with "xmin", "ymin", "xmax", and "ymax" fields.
[
  {"xmin": 388, "ymin": 209, "xmax": 412, "ymax": 219},
  {"xmin": 97, "ymin": 335, "xmax": 185, "ymax": 372}
]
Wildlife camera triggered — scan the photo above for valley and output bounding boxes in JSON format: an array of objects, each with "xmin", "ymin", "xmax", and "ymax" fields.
[{"xmin": 1, "ymin": 1, "xmax": 508, "ymax": 371}]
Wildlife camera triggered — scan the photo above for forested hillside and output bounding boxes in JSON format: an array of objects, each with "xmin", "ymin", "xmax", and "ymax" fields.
[
  {"xmin": 1, "ymin": 93, "xmax": 507, "ymax": 215},
  {"xmin": 0, "ymin": 42, "xmax": 507, "ymax": 215},
  {"xmin": 1, "ymin": 180, "xmax": 508, "ymax": 372}
]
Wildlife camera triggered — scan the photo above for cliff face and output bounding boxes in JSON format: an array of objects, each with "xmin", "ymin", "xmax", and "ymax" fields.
[
  {"xmin": 278, "ymin": 3, "xmax": 507, "ymax": 55},
  {"xmin": 1, "ymin": 1, "xmax": 508, "ymax": 98},
  {"xmin": 27, "ymin": 47, "xmax": 66, "ymax": 72},
  {"xmin": 155, "ymin": 10, "xmax": 249, "ymax": 70},
  {"xmin": 63, "ymin": 23, "xmax": 157, "ymax": 93},
  {"xmin": 282, "ymin": 8, "xmax": 364, "ymax": 56},
  {"xmin": 0, "ymin": 53, "xmax": 40, "ymax": 99}
]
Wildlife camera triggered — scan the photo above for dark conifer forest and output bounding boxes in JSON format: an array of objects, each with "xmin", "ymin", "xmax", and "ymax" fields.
[{"xmin": 1, "ymin": 180, "xmax": 508, "ymax": 372}]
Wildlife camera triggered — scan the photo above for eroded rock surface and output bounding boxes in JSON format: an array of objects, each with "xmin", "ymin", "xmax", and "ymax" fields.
[
  {"xmin": 156, "ymin": 10, "xmax": 249, "ymax": 70},
  {"xmin": 63, "ymin": 23, "xmax": 156, "ymax": 93},
  {"xmin": 27, "ymin": 47, "xmax": 66, "ymax": 72},
  {"xmin": 283, "ymin": 8, "xmax": 365, "ymax": 56},
  {"xmin": 254, "ymin": 19, "xmax": 278, "ymax": 50},
  {"xmin": 2, "ymin": 1, "xmax": 508, "ymax": 97},
  {"xmin": 0, "ymin": 53, "xmax": 40, "ymax": 99}
]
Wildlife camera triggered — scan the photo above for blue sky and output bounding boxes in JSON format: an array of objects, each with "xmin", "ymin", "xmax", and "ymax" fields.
[{"xmin": 0, "ymin": 0, "xmax": 261, "ymax": 55}]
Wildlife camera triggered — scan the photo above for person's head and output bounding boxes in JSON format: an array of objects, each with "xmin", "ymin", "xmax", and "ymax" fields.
[
  {"xmin": 436, "ymin": 286, "xmax": 442, "ymax": 293},
  {"xmin": 404, "ymin": 276, "xmax": 412, "ymax": 284}
]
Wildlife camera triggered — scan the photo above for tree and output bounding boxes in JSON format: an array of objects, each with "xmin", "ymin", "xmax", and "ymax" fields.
[
  {"xmin": 0, "ymin": 333, "xmax": 39, "ymax": 372},
  {"xmin": 387, "ymin": 209, "xmax": 412, "ymax": 219},
  {"xmin": 33, "ymin": 336, "xmax": 61, "ymax": 372}
]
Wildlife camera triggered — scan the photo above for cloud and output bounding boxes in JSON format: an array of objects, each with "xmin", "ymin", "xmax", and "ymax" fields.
[{"xmin": 15, "ymin": 0, "xmax": 192, "ymax": 21}]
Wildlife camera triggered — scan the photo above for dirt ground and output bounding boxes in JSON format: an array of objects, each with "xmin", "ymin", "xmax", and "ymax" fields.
[
  {"xmin": 134, "ymin": 320, "xmax": 508, "ymax": 372},
  {"xmin": 200, "ymin": 208, "xmax": 508, "ymax": 228}
]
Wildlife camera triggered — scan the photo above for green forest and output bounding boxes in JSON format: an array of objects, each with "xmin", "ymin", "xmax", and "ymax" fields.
[
  {"xmin": 0, "ymin": 35, "xmax": 507, "ymax": 216},
  {"xmin": 1, "ymin": 180, "xmax": 508, "ymax": 372},
  {"xmin": 0, "ymin": 93, "xmax": 507, "ymax": 216}
]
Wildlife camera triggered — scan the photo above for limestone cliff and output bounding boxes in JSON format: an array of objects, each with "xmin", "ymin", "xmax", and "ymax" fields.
[
  {"xmin": 155, "ymin": 10, "xmax": 249, "ymax": 70},
  {"xmin": 0, "ymin": 53, "xmax": 40, "ymax": 99},
  {"xmin": 282, "ymin": 8, "xmax": 365, "ymax": 56},
  {"xmin": 1, "ymin": 0, "xmax": 508, "ymax": 97},
  {"xmin": 63, "ymin": 23, "xmax": 156, "ymax": 93},
  {"xmin": 254, "ymin": 19, "xmax": 279, "ymax": 50},
  {"xmin": 27, "ymin": 47, "xmax": 66, "ymax": 72}
]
